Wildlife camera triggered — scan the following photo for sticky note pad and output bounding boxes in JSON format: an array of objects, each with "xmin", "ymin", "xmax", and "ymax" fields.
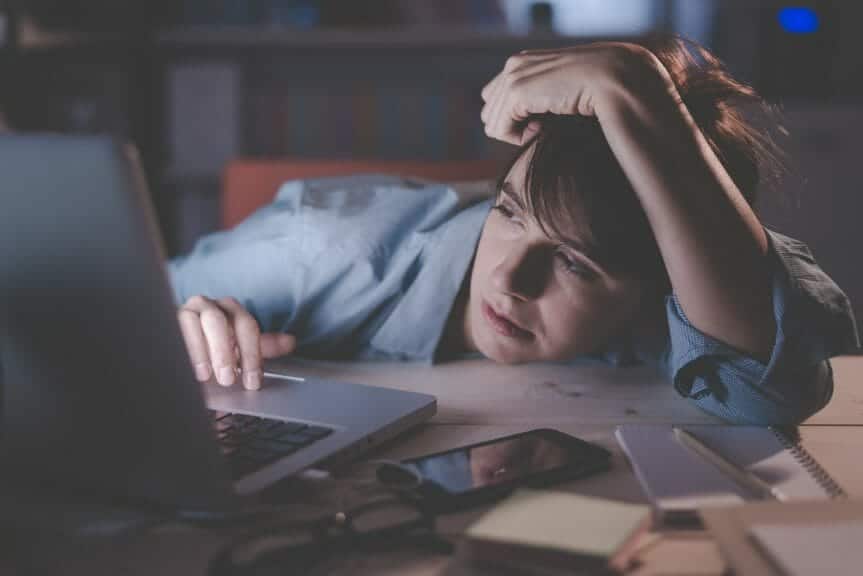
[{"xmin": 462, "ymin": 489, "xmax": 652, "ymax": 574}]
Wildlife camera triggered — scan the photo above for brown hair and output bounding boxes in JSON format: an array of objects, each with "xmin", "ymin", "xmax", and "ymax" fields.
[{"xmin": 498, "ymin": 35, "xmax": 785, "ymax": 290}]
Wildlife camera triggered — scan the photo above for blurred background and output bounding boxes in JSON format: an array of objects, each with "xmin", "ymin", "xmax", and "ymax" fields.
[{"xmin": 0, "ymin": 0, "xmax": 861, "ymax": 333}]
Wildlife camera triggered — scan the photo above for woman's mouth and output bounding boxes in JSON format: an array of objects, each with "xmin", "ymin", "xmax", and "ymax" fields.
[{"xmin": 482, "ymin": 301, "xmax": 533, "ymax": 340}]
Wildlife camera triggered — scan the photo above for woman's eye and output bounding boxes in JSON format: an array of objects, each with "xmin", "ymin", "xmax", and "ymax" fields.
[
  {"xmin": 556, "ymin": 252, "xmax": 596, "ymax": 280},
  {"xmin": 492, "ymin": 202, "xmax": 520, "ymax": 224}
]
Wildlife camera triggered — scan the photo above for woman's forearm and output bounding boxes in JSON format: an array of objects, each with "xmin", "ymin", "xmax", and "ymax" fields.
[{"xmin": 594, "ymin": 49, "xmax": 776, "ymax": 361}]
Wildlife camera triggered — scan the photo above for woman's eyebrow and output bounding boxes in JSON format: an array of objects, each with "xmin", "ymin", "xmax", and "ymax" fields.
[
  {"xmin": 548, "ymin": 220, "xmax": 607, "ymax": 271},
  {"xmin": 560, "ymin": 236, "xmax": 602, "ymax": 264},
  {"xmin": 500, "ymin": 181, "xmax": 608, "ymax": 271},
  {"xmin": 561, "ymin": 238, "xmax": 609, "ymax": 274}
]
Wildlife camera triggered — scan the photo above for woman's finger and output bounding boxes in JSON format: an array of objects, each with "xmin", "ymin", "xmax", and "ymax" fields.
[
  {"xmin": 489, "ymin": 86, "xmax": 523, "ymax": 145},
  {"xmin": 177, "ymin": 307, "xmax": 212, "ymax": 383},
  {"xmin": 197, "ymin": 304, "xmax": 237, "ymax": 387},
  {"xmin": 480, "ymin": 73, "xmax": 498, "ymax": 103},
  {"xmin": 495, "ymin": 65, "xmax": 566, "ymax": 144},
  {"xmin": 487, "ymin": 62, "xmax": 541, "ymax": 144},
  {"xmin": 480, "ymin": 72, "xmax": 504, "ymax": 123},
  {"xmin": 218, "ymin": 297, "xmax": 263, "ymax": 390},
  {"xmin": 480, "ymin": 65, "xmax": 510, "ymax": 102},
  {"xmin": 521, "ymin": 120, "xmax": 542, "ymax": 145},
  {"xmin": 261, "ymin": 332, "xmax": 297, "ymax": 359},
  {"xmin": 501, "ymin": 90, "xmax": 527, "ymax": 144},
  {"xmin": 485, "ymin": 74, "xmax": 515, "ymax": 143}
]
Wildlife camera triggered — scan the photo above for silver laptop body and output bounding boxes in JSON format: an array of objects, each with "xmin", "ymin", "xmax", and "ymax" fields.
[{"xmin": 0, "ymin": 135, "xmax": 435, "ymax": 512}]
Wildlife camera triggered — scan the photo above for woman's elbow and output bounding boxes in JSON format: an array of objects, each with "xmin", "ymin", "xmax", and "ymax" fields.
[
  {"xmin": 794, "ymin": 359, "xmax": 834, "ymax": 421},
  {"xmin": 746, "ymin": 360, "xmax": 833, "ymax": 426},
  {"xmin": 689, "ymin": 360, "xmax": 834, "ymax": 426}
]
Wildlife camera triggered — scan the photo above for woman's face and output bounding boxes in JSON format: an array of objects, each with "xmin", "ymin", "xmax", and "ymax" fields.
[{"xmin": 464, "ymin": 153, "xmax": 643, "ymax": 364}]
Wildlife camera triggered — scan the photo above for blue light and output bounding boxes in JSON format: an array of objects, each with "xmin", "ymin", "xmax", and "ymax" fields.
[{"xmin": 778, "ymin": 7, "xmax": 820, "ymax": 34}]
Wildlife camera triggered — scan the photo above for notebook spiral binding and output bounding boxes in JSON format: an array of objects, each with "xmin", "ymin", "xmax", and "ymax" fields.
[{"xmin": 771, "ymin": 428, "xmax": 847, "ymax": 499}]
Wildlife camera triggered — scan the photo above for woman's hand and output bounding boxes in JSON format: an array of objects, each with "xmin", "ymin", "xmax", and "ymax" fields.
[
  {"xmin": 177, "ymin": 295, "xmax": 297, "ymax": 390},
  {"xmin": 480, "ymin": 42, "xmax": 661, "ymax": 145},
  {"xmin": 482, "ymin": 40, "xmax": 776, "ymax": 362}
]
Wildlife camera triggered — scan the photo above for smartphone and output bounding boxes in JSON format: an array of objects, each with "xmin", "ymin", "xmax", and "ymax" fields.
[{"xmin": 393, "ymin": 429, "xmax": 611, "ymax": 510}]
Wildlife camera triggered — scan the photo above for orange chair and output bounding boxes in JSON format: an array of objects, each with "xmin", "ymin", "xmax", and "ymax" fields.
[{"xmin": 221, "ymin": 159, "xmax": 500, "ymax": 229}]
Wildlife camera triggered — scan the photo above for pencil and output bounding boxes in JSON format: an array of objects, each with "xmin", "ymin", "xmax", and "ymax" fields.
[{"xmin": 672, "ymin": 426, "xmax": 787, "ymax": 502}]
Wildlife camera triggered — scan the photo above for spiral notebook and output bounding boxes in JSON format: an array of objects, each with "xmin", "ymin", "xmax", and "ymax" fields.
[{"xmin": 615, "ymin": 425, "xmax": 845, "ymax": 524}]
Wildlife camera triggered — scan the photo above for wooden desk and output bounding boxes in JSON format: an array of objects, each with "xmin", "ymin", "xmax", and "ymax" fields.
[
  {"xmin": 254, "ymin": 355, "xmax": 863, "ymax": 575},
  {"xmin": 12, "ymin": 356, "xmax": 860, "ymax": 576}
]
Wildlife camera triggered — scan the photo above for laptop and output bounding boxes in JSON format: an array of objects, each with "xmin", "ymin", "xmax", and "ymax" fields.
[{"xmin": 0, "ymin": 135, "xmax": 435, "ymax": 513}]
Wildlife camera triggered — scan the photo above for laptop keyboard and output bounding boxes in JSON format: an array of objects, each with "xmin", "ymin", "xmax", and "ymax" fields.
[{"xmin": 209, "ymin": 410, "xmax": 334, "ymax": 479}]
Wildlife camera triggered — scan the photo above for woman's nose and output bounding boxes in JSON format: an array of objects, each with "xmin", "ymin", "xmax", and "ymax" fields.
[{"xmin": 490, "ymin": 244, "xmax": 546, "ymax": 300}]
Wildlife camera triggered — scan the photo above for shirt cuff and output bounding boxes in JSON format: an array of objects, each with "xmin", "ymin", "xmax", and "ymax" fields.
[{"xmin": 665, "ymin": 229, "xmax": 858, "ymax": 423}]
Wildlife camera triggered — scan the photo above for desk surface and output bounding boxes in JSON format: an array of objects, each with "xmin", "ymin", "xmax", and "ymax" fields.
[
  {"xmin": 258, "ymin": 354, "xmax": 863, "ymax": 575},
  {"xmin": 12, "ymin": 356, "xmax": 861, "ymax": 576},
  {"xmin": 269, "ymin": 355, "xmax": 863, "ymax": 427}
]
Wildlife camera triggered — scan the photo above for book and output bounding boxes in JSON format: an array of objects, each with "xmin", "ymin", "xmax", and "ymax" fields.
[
  {"xmin": 615, "ymin": 425, "xmax": 845, "ymax": 525},
  {"xmin": 457, "ymin": 489, "xmax": 652, "ymax": 575},
  {"xmin": 699, "ymin": 500, "xmax": 863, "ymax": 576}
]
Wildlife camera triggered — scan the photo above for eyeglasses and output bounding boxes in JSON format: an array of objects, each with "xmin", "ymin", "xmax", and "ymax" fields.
[
  {"xmin": 208, "ymin": 494, "xmax": 450, "ymax": 575},
  {"xmin": 207, "ymin": 462, "xmax": 450, "ymax": 575}
]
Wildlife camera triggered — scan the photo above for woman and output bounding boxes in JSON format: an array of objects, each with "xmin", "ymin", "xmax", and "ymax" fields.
[{"xmin": 169, "ymin": 36, "xmax": 858, "ymax": 425}]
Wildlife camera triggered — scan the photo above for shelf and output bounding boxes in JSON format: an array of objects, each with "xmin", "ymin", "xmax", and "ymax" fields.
[
  {"xmin": 154, "ymin": 25, "xmax": 602, "ymax": 49},
  {"xmin": 7, "ymin": 21, "xmax": 634, "ymax": 53}
]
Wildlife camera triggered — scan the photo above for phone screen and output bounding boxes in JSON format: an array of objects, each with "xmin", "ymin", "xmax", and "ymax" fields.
[{"xmin": 401, "ymin": 430, "xmax": 607, "ymax": 495}]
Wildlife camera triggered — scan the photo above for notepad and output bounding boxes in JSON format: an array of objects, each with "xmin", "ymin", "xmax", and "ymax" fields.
[
  {"xmin": 615, "ymin": 425, "xmax": 844, "ymax": 524},
  {"xmin": 459, "ymin": 489, "xmax": 652, "ymax": 575}
]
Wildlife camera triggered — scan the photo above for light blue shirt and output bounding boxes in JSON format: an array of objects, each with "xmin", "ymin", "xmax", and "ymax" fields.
[{"xmin": 168, "ymin": 175, "xmax": 859, "ymax": 425}]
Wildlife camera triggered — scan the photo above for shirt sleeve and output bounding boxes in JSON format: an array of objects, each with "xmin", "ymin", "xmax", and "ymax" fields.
[
  {"xmin": 166, "ymin": 175, "xmax": 466, "ymax": 358},
  {"xmin": 167, "ymin": 180, "xmax": 313, "ymax": 334},
  {"xmin": 664, "ymin": 229, "xmax": 860, "ymax": 425}
]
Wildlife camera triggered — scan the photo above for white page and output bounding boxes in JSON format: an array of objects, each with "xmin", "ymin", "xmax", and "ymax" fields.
[
  {"xmin": 687, "ymin": 426, "xmax": 831, "ymax": 500},
  {"xmin": 616, "ymin": 425, "xmax": 832, "ymax": 516},
  {"xmin": 749, "ymin": 521, "xmax": 863, "ymax": 576}
]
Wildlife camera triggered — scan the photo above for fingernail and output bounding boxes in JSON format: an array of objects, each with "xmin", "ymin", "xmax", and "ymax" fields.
[
  {"xmin": 193, "ymin": 362, "xmax": 211, "ymax": 382},
  {"xmin": 243, "ymin": 370, "xmax": 262, "ymax": 391},
  {"xmin": 217, "ymin": 366, "xmax": 235, "ymax": 387}
]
